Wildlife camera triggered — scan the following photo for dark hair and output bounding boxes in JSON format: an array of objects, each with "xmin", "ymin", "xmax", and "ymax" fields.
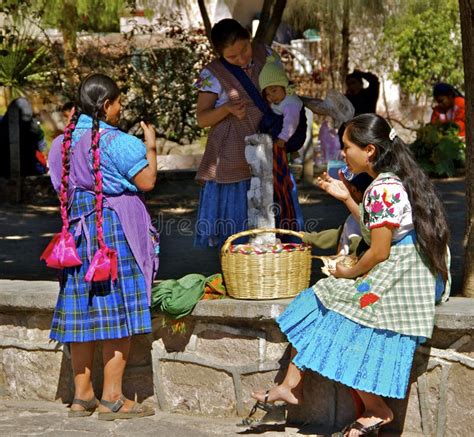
[
  {"xmin": 349, "ymin": 172, "xmax": 373, "ymax": 193},
  {"xmin": 433, "ymin": 82, "xmax": 463, "ymax": 98},
  {"xmin": 78, "ymin": 73, "xmax": 120, "ymax": 119},
  {"xmin": 346, "ymin": 114, "xmax": 450, "ymax": 281},
  {"xmin": 345, "ymin": 72, "xmax": 363, "ymax": 84},
  {"xmin": 61, "ymin": 101, "xmax": 75, "ymax": 112},
  {"xmin": 211, "ymin": 18, "xmax": 250, "ymax": 55}
]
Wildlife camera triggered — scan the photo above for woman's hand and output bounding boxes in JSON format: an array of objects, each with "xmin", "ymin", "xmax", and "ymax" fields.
[
  {"xmin": 317, "ymin": 172, "xmax": 350, "ymax": 202},
  {"xmin": 140, "ymin": 121, "xmax": 156, "ymax": 150},
  {"xmin": 225, "ymin": 99, "xmax": 246, "ymax": 120},
  {"xmin": 330, "ymin": 262, "xmax": 355, "ymax": 279},
  {"xmin": 275, "ymin": 138, "xmax": 286, "ymax": 149}
]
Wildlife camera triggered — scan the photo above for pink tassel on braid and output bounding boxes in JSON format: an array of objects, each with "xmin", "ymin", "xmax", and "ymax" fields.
[
  {"xmin": 84, "ymin": 114, "xmax": 118, "ymax": 282},
  {"xmin": 40, "ymin": 109, "xmax": 83, "ymax": 268}
]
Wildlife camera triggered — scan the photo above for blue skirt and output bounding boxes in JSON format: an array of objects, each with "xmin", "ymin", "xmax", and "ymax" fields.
[
  {"xmin": 194, "ymin": 177, "xmax": 304, "ymax": 248},
  {"xmin": 50, "ymin": 191, "xmax": 152, "ymax": 343},
  {"xmin": 194, "ymin": 180, "xmax": 250, "ymax": 248},
  {"xmin": 277, "ymin": 288, "xmax": 423, "ymax": 399}
]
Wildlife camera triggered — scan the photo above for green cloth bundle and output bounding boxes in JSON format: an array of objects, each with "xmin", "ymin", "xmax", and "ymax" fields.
[{"xmin": 151, "ymin": 273, "xmax": 225, "ymax": 320}]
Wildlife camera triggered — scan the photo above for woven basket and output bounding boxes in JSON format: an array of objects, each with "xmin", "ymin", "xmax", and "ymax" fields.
[{"xmin": 221, "ymin": 228, "xmax": 312, "ymax": 300}]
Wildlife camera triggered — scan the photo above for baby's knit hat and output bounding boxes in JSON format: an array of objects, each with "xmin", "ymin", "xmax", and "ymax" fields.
[{"xmin": 259, "ymin": 57, "xmax": 289, "ymax": 91}]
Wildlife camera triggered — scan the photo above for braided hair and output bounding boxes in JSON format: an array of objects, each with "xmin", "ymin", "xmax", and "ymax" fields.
[
  {"xmin": 58, "ymin": 109, "xmax": 80, "ymax": 232},
  {"xmin": 345, "ymin": 114, "xmax": 450, "ymax": 282},
  {"xmin": 59, "ymin": 73, "xmax": 120, "ymax": 251}
]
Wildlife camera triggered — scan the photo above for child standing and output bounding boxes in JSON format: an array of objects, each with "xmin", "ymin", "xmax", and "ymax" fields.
[
  {"xmin": 43, "ymin": 73, "xmax": 158, "ymax": 420},
  {"xmin": 250, "ymin": 114, "xmax": 450, "ymax": 435}
]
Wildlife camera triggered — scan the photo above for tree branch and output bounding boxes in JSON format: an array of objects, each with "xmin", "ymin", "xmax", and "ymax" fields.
[{"xmin": 197, "ymin": 0, "xmax": 213, "ymax": 48}]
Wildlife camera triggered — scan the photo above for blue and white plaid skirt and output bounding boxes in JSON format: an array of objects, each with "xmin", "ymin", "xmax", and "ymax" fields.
[{"xmin": 50, "ymin": 191, "xmax": 152, "ymax": 343}]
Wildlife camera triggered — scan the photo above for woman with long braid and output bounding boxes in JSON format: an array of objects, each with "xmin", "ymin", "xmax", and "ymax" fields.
[
  {"xmin": 250, "ymin": 114, "xmax": 450, "ymax": 436},
  {"xmin": 43, "ymin": 73, "xmax": 159, "ymax": 420}
]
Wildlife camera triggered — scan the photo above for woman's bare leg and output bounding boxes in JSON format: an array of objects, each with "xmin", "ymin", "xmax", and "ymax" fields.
[
  {"xmin": 251, "ymin": 347, "xmax": 304, "ymax": 405},
  {"xmin": 98, "ymin": 337, "xmax": 137, "ymax": 412},
  {"xmin": 70, "ymin": 341, "xmax": 96, "ymax": 412},
  {"xmin": 345, "ymin": 390, "xmax": 393, "ymax": 437}
]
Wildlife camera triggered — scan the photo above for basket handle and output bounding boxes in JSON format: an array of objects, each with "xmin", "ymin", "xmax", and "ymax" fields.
[{"xmin": 221, "ymin": 228, "xmax": 304, "ymax": 254}]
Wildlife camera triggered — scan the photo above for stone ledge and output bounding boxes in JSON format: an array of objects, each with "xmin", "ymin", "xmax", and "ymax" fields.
[{"xmin": 0, "ymin": 280, "xmax": 473, "ymax": 330}]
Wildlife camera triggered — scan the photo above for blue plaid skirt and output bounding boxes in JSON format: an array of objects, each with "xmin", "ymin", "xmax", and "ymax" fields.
[{"xmin": 50, "ymin": 191, "xmax": 152, "ymax": 343}]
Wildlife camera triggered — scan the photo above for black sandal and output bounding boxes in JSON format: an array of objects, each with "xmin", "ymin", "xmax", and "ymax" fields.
[
  {"xmin": 68, "ymin": 396, "xmax": 99, "ymax": 417},
  {"xmin": 338, "ymin": 419, "xmax": 384, "ymax": 436},
  {"xmin": 239, "ymin": 391, "xmax": 287, "ymax": 430}
]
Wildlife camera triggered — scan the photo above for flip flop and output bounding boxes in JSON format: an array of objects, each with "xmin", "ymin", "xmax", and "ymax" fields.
[
  {"xmin": 239, "ymin": 391, "xmax": 287, "ymax": 430},
  {"xmin": 98, "ymin": 395, "xmax": 155, "ymax": 421},
  {"xmin": 68, "ymin": 396, "xmax": 99, "ymax": 417},
  {"xmin": 334, "ymin": 419, "xmax": 384, "ymax": 436}
]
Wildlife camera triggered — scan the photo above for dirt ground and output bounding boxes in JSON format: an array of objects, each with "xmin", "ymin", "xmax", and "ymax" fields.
[{"xmin": 0, "ymin": 173, "xmax": 467, "ymax": 295}]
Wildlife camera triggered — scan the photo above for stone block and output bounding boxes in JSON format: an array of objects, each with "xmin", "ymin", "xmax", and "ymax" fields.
[
  {"xmin": 123, "ymin": 365, "xmax": 155, "ymax": 403},
  {"xmin": 386, "ymin": 381, "xmax": 422, "ymax": 434},
  {"xmin": 151, "ymin": 316, "xmax": 195, "ymax": 353},
  {"xmin": 287, "ymin": 372, "xmax": 336, "ymax": 427},
  {"xmin": 428, "ymin": 328, "xmax": 472, "ymax": 350},
  {"xmin": 445, "ymin": 363, "xmax": 474, "ymax": 435},
  {"xmin": 1, "ymin": 348, "xmax": 72, "ymax": 401},
  {"xmin": 265, "ymin": 341, "xmax": 290, "ymax": 362},
  {"xmin": 159, "ymin": 361, "xmax": 235, "ymax": 416},
  {"xmin": 0, "ymin": 349, "xmax": 5, "ymax": 397},
  {"xmin": 193, "ymin": 328, "xmax": 261, "ymax": 366},
  {"xmin": 0, "ymin": 313, "xmax": 53, "ymax": 347},
  {"xmin": 240, "ymin": 370, "xmax": 281, "ymax": 415},
  {"xmin": 128, "ymin": 333, "xmax": 154, "ymax": 367}
]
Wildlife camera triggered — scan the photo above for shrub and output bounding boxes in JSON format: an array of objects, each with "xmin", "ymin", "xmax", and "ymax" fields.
[{"xmin": 410, "ymin": 123, "xmax": 465, "ymax": 177}]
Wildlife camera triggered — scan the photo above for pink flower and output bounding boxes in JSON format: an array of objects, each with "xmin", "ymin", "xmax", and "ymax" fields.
[{"xmin": 371, "ymin": 201, "xmax": 384, "ymax": 214}]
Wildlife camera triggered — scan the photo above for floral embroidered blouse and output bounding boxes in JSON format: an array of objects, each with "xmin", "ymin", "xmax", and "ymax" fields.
[{"xmin": 362, "ymin": 172, "xmax": 414, "ymax": 242}]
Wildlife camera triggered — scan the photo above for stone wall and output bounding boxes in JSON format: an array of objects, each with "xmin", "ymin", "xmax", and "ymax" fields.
[{"xmin": 0, "ymin": 280, "xmax": 473, "ymax": 435}]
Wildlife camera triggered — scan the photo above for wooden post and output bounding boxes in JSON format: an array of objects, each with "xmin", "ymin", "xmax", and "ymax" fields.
[{"xmin": 8, "ymin": 103, "xmax": 21, "ymax": 203}]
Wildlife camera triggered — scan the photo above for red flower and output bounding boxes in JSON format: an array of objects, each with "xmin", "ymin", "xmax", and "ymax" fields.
[{"xmin": 359, "ymin": 292, "xmax": 380, "ymax": 308}]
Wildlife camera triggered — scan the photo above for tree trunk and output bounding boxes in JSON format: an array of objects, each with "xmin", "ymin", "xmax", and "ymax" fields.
[
  {"xmin": 60, "ymin": 0, "xmax": 80, "ymax": 75},
  {"xmin": 340, "ymin": 0, "xmax": 351, "ymax": 83},
  {"xmin": 198, "ymin": 0, "xmax": 213, "ymax": 47},
  {"xmin": 254, "ymin": 0, "xmax": 273, "ymax": 42},
  {"xmin": 8, "ymin": 104, "xmax": 21, "ymax": 203},
  {"xmin": 459, "ymin": 0, "xmax": 474, "ymax": 297},
  {"xmin": 262, "ymin": 0, "xmax": 287, "ymax": 45}
]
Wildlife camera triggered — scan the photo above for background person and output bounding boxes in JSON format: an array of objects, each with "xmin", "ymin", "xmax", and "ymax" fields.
[
  {"xmin": 430, "ymin": 82, "xmax": 465, "ymax": 138},
  {"xmin": 345, "ymin": 69, "xmax": 380, "ymax": 115}
]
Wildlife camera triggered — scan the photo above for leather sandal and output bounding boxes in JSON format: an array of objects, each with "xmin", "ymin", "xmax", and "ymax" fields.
[
  {"xmin": 336, "ymin": 419, "xmax": 384, "ymax": 436},
  {"xmin": 239, "ymin": 391, "xmax": 287, "ymax": 430},
  {"xmin": 98, "ymin": 395, "xmax": 155, "ymax": 421},
  {"xmin": 68, "ymin": 396, "xmax": 99, "ymax": 417}
]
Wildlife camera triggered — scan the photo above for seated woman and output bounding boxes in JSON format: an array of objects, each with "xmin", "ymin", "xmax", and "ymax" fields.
[{"xmin": 430, "ymin": 82, "xmax": 465, "ymax": 138}]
